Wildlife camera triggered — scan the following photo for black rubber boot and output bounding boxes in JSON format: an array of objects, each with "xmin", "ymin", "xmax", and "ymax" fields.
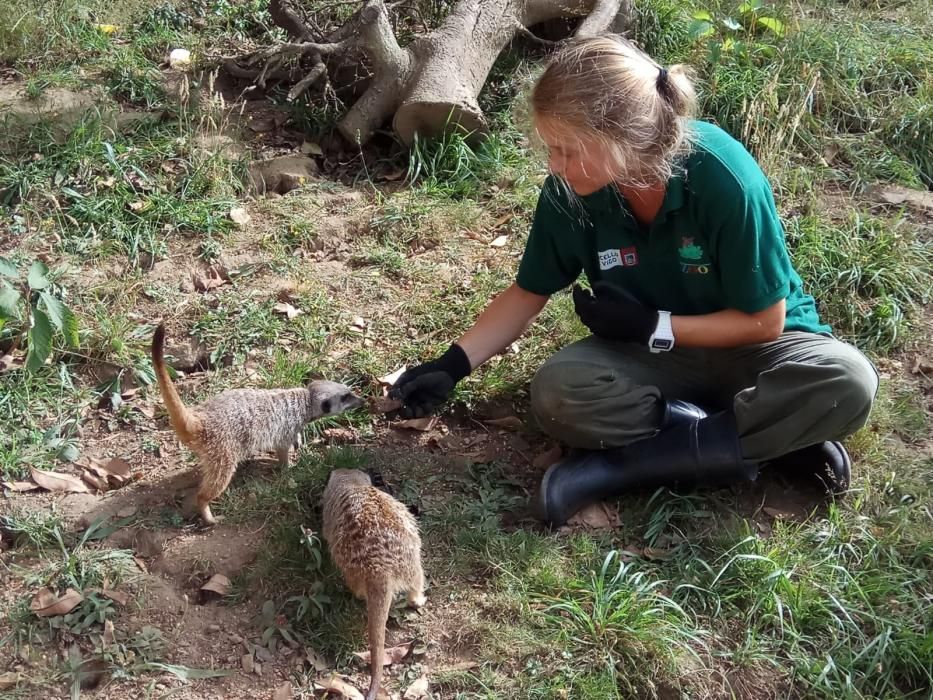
[
  {"xmin": 536, "ymin": 410, "xmax": 757, "ymax": 527},
  {"xmin": 763, "ymin": 441, "xmax": 851, "ymax": 494}
]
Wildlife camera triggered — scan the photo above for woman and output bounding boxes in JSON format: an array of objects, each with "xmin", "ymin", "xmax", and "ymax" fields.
[{"xmin": 390, "ymin": 35, "xmax": 878, "ymax": 526}]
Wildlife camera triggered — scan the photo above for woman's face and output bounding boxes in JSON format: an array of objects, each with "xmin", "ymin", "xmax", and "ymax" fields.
[{"xmin": 536, "ymin": 118, "xmax": 617, "ymax": 196}]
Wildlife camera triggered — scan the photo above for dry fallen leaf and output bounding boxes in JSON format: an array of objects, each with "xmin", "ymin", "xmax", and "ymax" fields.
[
  {"xmin": 379, "ymin": 365, "xmax": 407, "ymax": 386},
  {"xmin": 489, "ymin": 235, "xmax": 509, "ymax": 248},
  {"xmin": 394, "ymin": 417, "xmax": 436, "ymax": 432},
  {"xmin": 876, "ymin": 185, "xmax": 933, "ymax": 212},
  {"xmin": 102, "ymin": 619, "xmax": 115, "ymax": 646},
  {"xmin": 79, "ymin": 457, "xmax": 132, "ymax": 489},
  {"xmin": 192, "ymin": 265, "xmax": 229, "ymax": 292},
  {"xmin": 350, "ymin": 316, "xmax": 367, "ymax": 330},
  {"xmin": 273, "ymin": 302, "xmax": 304, "ymax": 320},
  {"xmin": 30, "ymin": 587, "xmax": 84, "ymax": 617},
  {"xmin": 484, "ymin": 416, "xmax": 524, "ymax": 431},
  {"xmin": 532, "ymin": 445, "xmax": 563, "ymax": 470},
  {"xmin": 200, "ymin": 574, "xmax": 231, "ymax": 599},
  {"xmin": 353, "ymin": 640, "xmax": 413, "ymax": 666},
  {"xmin": 3, "ymin": 480, "xmax": 40, "ymax": 492},
  {"xmin": 372, "ymin": 396, "xmax": 404, "ymax": 414},
  {"xmin": 910, "ymin": 355, "xmax": 932, "ymax": 375},
  {"xmin": 128, "ymin": 200, "xmax": 146, "ymax": 212},
  {"xmin": 762, "ymin": 506, "xmax": 796, "ymax": 520},
  {"xmin": 315, "ymin": 674, "xmax": 365, "ymax": 699},
  {"xmin": 304, "ymin": 647, "xmax": 330, "ymax": 672},
  {"xmin": 301, "ymin": 141, "xmax": 323, "ymax": 156},
  {"xmin": 88, "ymin": 587, "xmax": 130, "ymax": 606},
  {"xmin": 0, "ymin": 352, "xmax": 24, "ymax": 374},
  {"xmin": 492, "ymin": 212, "xmax": 514, "ymax": 228},
  {"xmin": 0, "ymin": 672, "xmax": 20, "ymax": 690},
  {"xmin": 30, "ymin": 468, "xmax": 89, "ymax": 494},
  {"xmin": 80, "ymin": 470, "xmax": 109, "ymax": 492},
  {"xmin": 563, "ymin": 502, "xmax": 620, "ymax": 531},
  {"xmin": 402, "ymin": 675, "xmax": 430, "ymax": 700},
  {"xmin": 641, "ymin": 546, "xmax": 674, "ymax": 561}
]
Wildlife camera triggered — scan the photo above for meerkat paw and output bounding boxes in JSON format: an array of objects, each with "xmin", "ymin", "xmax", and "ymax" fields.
[{"xmin": 199, "ymin": 504, "xmax": 219, "ymax": 525}]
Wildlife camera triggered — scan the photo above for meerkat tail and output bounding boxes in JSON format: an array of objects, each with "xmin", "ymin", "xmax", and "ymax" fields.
[
  {"xmin": 365, "ymin": 579, "xmax": 392, "ymax": 700},
  {"xmin": 151, "ymin": 324, "xmax": 202, "ymax": 444}
]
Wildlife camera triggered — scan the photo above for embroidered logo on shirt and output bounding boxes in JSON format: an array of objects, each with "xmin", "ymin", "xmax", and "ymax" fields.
[
  {"xmin": 678, "ymin": 237, "xmax": 704, "ymax": 260},
  {"xmin": 598, "ymin": 247, "xmax": 639, "ymax": 270},
  {"xmin": 678, "ymin": 237, "xmax": 711, "ymax": 275}
]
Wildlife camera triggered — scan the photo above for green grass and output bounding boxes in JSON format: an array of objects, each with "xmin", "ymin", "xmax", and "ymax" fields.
[
  {"xmin": 787, "ymin": 212, "xmax": 932, "ymax": 352},
  {"xmin": 0, "ymin": 117, "xmax": 243, "ymax": 264},
  {"xmin": 1, "ymin": 0, "xmax": 931, "ymax": 697}
]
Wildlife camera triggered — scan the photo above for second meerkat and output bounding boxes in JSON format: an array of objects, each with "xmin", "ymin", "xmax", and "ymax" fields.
[
  {"xmin": 152, "ymin": 324, "xmax": 362, "ymax": 524},
  {"xmin": 322, "ymin": 469, "xmax": 426, "ymax": 700}
]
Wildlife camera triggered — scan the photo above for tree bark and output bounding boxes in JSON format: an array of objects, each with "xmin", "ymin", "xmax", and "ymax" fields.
[{"xmin": 245, "ymin": 0, "xmax": 631, "ymax": 145}]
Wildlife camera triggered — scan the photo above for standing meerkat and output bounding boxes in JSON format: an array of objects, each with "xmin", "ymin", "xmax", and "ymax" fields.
[
  {"xmin": 152, "ymin": 324, "xmax": 362, "ymax": 524},
  {"xmin": 322, "ymin": 469, "xmax": 426, "ymax": 700}
]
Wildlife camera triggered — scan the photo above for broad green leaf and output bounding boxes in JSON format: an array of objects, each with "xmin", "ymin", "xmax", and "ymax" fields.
[
  {"xmin": 0, "ymin": 256, "xmax": 17, "ymax": 277},
  {"xmin": 722, "ymin": 17, "xmax": 742, "ymax": 30},
  {"xmin": 58, "ymin": 443, "xmax": 81, "ymax": 462},
  {"xmin": 738, "ymin": 0, "xmax": 764, "ymax": 13},
  {"xmin": 722, "ymin": 36, "xmax": 736, "ymax": 51},
  {"xmin": 691, "ymin": 9, "xmax": 713, "ymax": 20},
  {"xmin": 757, "ymin": 16, "xmax": 785, "ymax": 35},
  {"xmin": 0, "ymin": 281, "xmax": 21, "ymax": 318},
  {"xmin": 688, "ymin": 19, "xmax": 715, "ymax": 39},
  {"xmin": 40, "ymin": 291, "xmax": 78, "ymax": 345},
  {"xmin": 27, "ymin": 261, "xmax": 50, "ymax": 290},
  {"xmin": 27, "ymin": 308, "xmax": 53, "ymax": 371}
]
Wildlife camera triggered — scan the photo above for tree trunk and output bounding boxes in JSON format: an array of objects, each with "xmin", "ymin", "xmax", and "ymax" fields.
[{"xmin": 246, "ymin": 0, "xmax": 631, "ymax": 145}]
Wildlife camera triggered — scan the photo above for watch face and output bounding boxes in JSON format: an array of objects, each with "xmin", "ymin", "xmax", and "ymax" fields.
[{"xmin": 652, "ymin": 338, "xmax": 673, "ymax": 350}]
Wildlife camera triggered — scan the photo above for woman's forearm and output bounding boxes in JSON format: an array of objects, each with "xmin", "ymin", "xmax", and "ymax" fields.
[
  {"xmin": 457, "ymin": 283, "xmax": 549, "ymax": 369},
  {"xmin": 671, "ymin": 299, "xmax": 786, "ymax": 348}
]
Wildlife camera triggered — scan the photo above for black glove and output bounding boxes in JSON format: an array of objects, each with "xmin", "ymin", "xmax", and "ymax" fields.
[
  {"xmin": 572, "ymin": 281, "xmax": 659, "ymax": 343},
  {"xmin": 389, "ymin": 344, "xmax": 471, "ymax": 418}
]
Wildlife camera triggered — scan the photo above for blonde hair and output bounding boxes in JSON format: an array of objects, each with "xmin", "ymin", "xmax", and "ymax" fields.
[{"xmin": 530, "ymin": 35, "xmax": 697, "ymax": 187}]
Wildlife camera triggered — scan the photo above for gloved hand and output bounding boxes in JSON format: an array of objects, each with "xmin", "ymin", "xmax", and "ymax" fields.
[
  {"xmin": 388, "ymin": 344, "xmax": 472, "ymax": 418},
  {"xmin": 572, "ymin": 281, "xmax": 659, "ymax": 343}
]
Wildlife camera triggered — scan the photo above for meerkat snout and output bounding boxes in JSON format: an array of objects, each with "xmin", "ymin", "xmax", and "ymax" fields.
[{"xmin": 308, "ymin": 380, "xmax": 363, "ymax": 417}]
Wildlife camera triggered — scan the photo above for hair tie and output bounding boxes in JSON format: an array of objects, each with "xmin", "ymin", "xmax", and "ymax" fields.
[{"xmin": 657, "ymin": 67, "xmax": 669, "ymax": 90}]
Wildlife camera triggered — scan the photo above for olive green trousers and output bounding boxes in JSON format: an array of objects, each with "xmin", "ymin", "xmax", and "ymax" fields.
[{"xmin": 529, "ymin": 332, "xmax": 878, "ymax": 460}]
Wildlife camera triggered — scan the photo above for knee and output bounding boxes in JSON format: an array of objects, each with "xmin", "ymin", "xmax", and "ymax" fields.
[
  {"xmin": 529, "ymin": 362, "xmax": 579, "ymax": 429},
  {"xmin": 820, "ymin": 350, "xmax": 879, "ymax": 433}
]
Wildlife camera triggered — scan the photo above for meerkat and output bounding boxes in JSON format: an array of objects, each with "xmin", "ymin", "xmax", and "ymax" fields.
[
  {"xmin": 152, "ymin": 324, "xmax": 362, "ymax": 524},
  {"xmin": 322, "ymin": 469, "xmax": 426, "ymax": 700}
]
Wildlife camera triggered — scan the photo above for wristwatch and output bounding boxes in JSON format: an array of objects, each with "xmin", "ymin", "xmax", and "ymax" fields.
[{"xmin": 648, "ymin": 310, "xmax": 675, "ymax": 353}]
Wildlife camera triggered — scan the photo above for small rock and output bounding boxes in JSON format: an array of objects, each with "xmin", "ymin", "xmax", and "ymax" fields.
[
  {"xmin": 253, "ymin": 662, "xmax": 262, "ymax": 677},
  {"xmin": 241, "ymin": 654, "xmax": 254, "ymax": 674},
  {"xmin": 229, "ymin": 207, "xmax": 251, "ymax": 228},
  {"xmin": 229, "ymin": 633, "xmax": 244, "ymax": 644},
  {"xmin": 207, "ymin": 624, "xmax": 221, "ymax": 633},
  {"xmin": 248, "ymin": 155, "xmax": 318, "ymax": 196},
  {"xmin": 272, "ymin": 682, "xmax": 293, "ymax": 699},
  {"xmin": 168, "ymin": 48, "xmax": 191, "ymax": 70}
]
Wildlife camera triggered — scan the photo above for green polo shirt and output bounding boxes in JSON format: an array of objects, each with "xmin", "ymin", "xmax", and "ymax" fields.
[{"xmin": 516, "ymin": 120, "xmax": 830, "ymax": 335}]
